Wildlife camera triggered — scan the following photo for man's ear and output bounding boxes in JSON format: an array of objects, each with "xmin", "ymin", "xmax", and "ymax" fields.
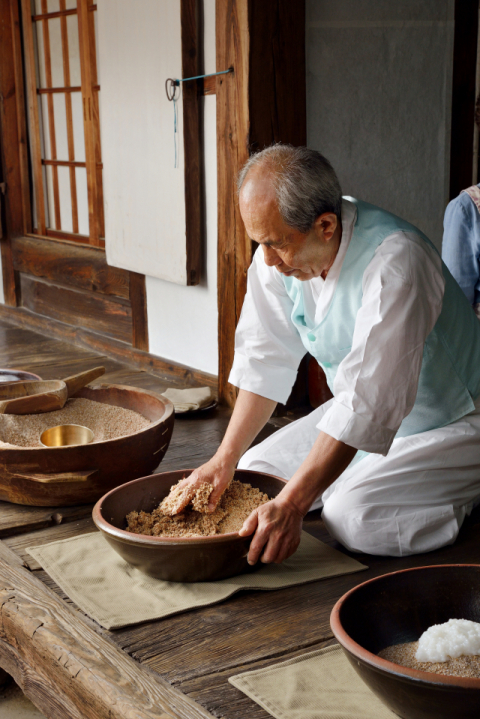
[{"xmin": 314, "ymin": 212, "xmax": 338, "ymax": 242}]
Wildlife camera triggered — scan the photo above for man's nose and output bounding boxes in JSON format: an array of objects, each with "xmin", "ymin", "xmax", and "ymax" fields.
[{"xmin": 262, "ymin": 245, "xmax": 281, "ymax": 266}]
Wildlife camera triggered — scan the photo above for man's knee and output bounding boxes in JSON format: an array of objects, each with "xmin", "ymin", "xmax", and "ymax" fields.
[
  {"xmin": 321, "ymin": 487, "xmax": 373, "ymax": 553},
  {"xmin": 322, "ymin": 486, "xmax": 463, "ymax": 557},
  {"xmin": 237, "ymin": 447, "xmax": 256, "ymax": 470}
]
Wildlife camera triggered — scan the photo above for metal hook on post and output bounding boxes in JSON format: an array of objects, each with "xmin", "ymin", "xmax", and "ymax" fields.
[
  {"xmin": 165, "ymin": 68, "xmax": 233, "ymax": 102},
  {"xmin": 165, "ymin": 78, "xmax": 179, "ymax": 102}
]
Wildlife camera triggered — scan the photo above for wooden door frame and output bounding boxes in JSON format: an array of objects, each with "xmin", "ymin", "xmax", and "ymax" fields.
[
  {"xmin": 0, "ymin": 0, "xmax": 27, "ymax": 306},
  {"xmin": 216, "ymin": 0, "xmax": 307, "ymax": 407}
]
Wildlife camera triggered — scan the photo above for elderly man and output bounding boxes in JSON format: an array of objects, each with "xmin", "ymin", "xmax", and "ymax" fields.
[{"xmin": 178, "ymin": 144, "xmax": 480, "ymax": 564}]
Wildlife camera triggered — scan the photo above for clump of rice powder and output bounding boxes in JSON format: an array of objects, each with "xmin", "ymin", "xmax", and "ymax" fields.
[{"xmin": 125, "ymin": 479, "xmax": 270, "ymax": 538}]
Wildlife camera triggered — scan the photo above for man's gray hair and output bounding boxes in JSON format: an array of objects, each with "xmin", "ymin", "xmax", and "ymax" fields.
[{"xmin": 237, "ymin": 144, "xmax": 343, "ymax": 232}]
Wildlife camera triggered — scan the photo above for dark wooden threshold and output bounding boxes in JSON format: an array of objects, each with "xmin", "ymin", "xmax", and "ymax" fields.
[{"xmin": 0, "ymin": 303, "xmax": 217, "ymax": 391}]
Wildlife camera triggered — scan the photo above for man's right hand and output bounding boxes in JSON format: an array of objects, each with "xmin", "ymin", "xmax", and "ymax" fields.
[
  {"xmin": 165, "ymin": 390, "xmax": 277, "ymax": 516},
  {"xmin": 169, "ymin": 454, "xmax": 237, "ymax": 514}
]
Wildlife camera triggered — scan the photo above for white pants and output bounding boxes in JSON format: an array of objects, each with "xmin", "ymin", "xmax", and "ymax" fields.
[{"xmin": 238, "ymin": 401, "xmax": 480, "ymax": 557}]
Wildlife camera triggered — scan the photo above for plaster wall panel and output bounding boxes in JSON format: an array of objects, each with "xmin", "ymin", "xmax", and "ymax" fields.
[
  {"xmin": 306, "ymin": 0, "xmax": 455, "ymax": 250},
  {"xmin": 97, "ymin": 0, "xmax": 188, "ymax": 283},
  {"xmin": 146, "ymin": 0, "xmax": 218, "ymax": 374}
]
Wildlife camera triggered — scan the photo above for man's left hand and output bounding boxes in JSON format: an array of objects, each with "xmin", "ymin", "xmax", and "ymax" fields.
[{"xmin": 238, "ymin": 497, "xmax": 303, "ymax": 565}]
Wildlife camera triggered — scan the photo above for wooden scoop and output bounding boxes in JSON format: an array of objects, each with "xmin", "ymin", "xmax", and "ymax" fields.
[{"xmin": 0, "ymin": 366, "xmax": 105, "ymax": 415}]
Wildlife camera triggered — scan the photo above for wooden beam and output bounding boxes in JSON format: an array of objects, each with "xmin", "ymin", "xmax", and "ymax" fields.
[
  {"xmin": 129, "ymin": 271, "xmax": 149, "ymax": 352},
  {"xmin": 41, "ymin": 0, "xmax": 62, "ymax": 230},
  {"xmin": 0, "ymin": 0, "xmax": 25, "ymax": 306},
  {"xmin": 181, "ymin": 0, "xmax": 203, "ymax": 286},
  {"xmin": 43, "ymin": 159, "xmax": 88, "ymax": 167},
  {"xmin": 0, "ymin": 551, "xmax": 215, "ymax": 719},
  {"xmin": 77, "ymin": 0, "xmax": 101, "ymax": 245},
  {"xmin": 248, "ymin": 0, "xmax": 306, "ymax": 150},
  {"xmin": 216, "ymin": 0, "xmax": 306, "ymax": 406},
  {"xmin": 19, "ymin": 274, "xmax": 133, "ymax": 344},
  {"xmin": 33, "ymin": 7, "xmax": 77, "ymax": 21},
  {"xmin": 0, "ymin": 303, "xmax": 217, "ymax": 390},
  {"xmin": 32, "ymin": 4, "xmax": 96, "ymax": 21},
  {"xmin": 12, "ymin": 235, "xmax": 130, "ymax": 299},
  {"xmin": 83, "ymin": 0, "xmax": 104, "ymax": 239},
  {"xmin": 21, "ymin": 0, "xmax": 46, "ymax": 235},
  {"xmin": 450, "ymin": 0, "xmax": 479, "ymax": 198},
  {"xmin": 38, "ymin": 85, "xmax": 100, "ymax": 94},
  {"xmin": 11, "ymin": 0, "xmax": 32, "ymax": 236},
  {"xmin": 45, "ymin": 228, "xmax": 105, "ymax": 247},
  {"xmin": 216, "ymin": 0, "xmax": 249, "ymax": 408},
  {"xmin": 202, "ymin": 75, "xmax": 216, "ymax": 95},
  {"xmin": 60, "ymin": 0, "xmax": 79, "ymax": 234}
]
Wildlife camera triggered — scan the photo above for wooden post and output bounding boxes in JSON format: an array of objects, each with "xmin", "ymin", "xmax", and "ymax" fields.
[
  {"xmin": 59, "ymin": 0, "xmax": 79, "ymax": 234},
  {"xmin": 216, "ymin": 0, "xmax": 306, "ymax": 407},
  {"xmin": 20, "ymin": 0, "xmax": 46, "ymax": 236},
  {"xmin": 129, "ymin": 271, "xmax": 149, "ymax": 352},
  {"xmin": 77, "ymin": 0, "xmax": 101, "ymax": 246},
  {"xmin": 216, "ymin": 0, "xmax": 249, "ymax": 408},
  {"xmin": 181, "ymin": 0, "xmax": 203, "ymax": 286},
  {"xmin": 0, "ymin": 0, "xmax": 31, "ymax": 306},
  {"xmin": 40, "ymin": 0, "xmax": 62, "ymax": 230}
]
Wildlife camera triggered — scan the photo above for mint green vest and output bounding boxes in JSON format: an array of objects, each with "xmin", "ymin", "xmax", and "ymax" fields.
[{"xmin": 283, "ymin": 199, "xmax": 480, "ymax": 438}]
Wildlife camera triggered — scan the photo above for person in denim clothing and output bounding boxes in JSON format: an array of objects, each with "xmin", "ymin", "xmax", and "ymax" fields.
[{"xmin": 442, "ymin": 185, "xmax": 480, "ymax": 318}]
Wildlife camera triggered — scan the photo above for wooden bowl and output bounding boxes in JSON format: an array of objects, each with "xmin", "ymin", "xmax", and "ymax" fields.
[
  {"xmin": 0, "ymin": 379, "xmax": 68, "ymax": 415},
  {"xmin": 92, "ymin": 468, "xmax": 287, "ymax": 582},
  {"xmin": 0, "ymin": 384, "xmax": 174, "ymax": 506},
  {"xmin": 330, "ymin": 565, "xmax": 480, "ymax": 719}
]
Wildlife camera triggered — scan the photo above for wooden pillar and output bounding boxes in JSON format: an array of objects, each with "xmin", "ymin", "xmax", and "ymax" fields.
[
  {"xmin": 216, "ymin": 0, "xmax": 306, "ymax": 407},
  {"xmin": 0, "ymin": 0, "xmax": 29, "ymax": 307}
]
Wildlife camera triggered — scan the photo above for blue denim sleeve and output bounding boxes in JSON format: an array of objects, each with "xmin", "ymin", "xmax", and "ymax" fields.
[{"xmin": 442, "ymin": 192, "xmax": 480, "ymax": 305}]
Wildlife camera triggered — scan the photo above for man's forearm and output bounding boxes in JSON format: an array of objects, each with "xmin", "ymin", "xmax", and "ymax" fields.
[
  {"xmin": 216, "ymin": 389, "xmax": 277, "ymax": 466},
  {"xmin": 280, "ymin": 431, "xmax": 357, "ymax": 515}
]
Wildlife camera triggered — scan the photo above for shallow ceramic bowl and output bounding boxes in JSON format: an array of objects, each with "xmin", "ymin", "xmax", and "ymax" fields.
[
  {"xmin": 330, "ymin": 565, "xmax": 480, "ymax": 719},
  {"xmin": 92, "ymin": 468, "xmax": 286, "ymax": 582},
  {"xmin": 0, "ymin": 369, "xmax": 41, "ymax": 383}
]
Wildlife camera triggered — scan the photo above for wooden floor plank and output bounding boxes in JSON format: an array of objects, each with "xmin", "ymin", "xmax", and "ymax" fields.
[
  {"xmin": 0, "ymin": 330, "xmax": 101, "ymax": 369},
  {"xmin": 0, "ymin": 502, "xmax": 94, "ymax": 538},
  {"xmin": 24, "ymin": 355, "xmax": 124, "ymax": 380}
]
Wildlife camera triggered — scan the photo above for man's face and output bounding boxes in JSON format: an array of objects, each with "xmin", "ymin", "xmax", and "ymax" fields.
[{"xmin": 239, "ymin": 171, "xmax": 340, "ymax": 281}]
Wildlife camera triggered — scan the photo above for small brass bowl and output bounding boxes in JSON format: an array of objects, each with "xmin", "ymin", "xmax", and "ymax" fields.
[{"xmin": 40, "ymin": 424, "xmax": 94, "ymax": 447}]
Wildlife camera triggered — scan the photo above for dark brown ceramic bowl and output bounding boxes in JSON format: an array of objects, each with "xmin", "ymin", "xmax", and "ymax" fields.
[
  {"xmin": 0, "ymin": 369, "xmax": 41, "ymax": 383},
  {"xmin": 330, "ymin": 565, "xmax": 480, "ymax": 719},
  {"xmin": 92, "ymin": 468, "xmax": 286, "ymax": 582}
]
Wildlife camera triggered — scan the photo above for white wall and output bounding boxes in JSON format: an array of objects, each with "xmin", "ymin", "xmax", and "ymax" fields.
[
  {"xmin": 306, "ymin": 0, "xmax": 455, "ymax": 250},
  {"xmin": 145, "ymin": 0, "xmax": 218, "ymax": 375},
  {"xmin": 98, "ymin": 0, "xmax": 192, "ymax": 284}
]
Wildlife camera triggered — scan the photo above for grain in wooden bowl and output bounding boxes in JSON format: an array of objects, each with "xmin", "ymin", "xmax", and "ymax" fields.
[
  {"xmin": 126, "ymin": 479, "xmax": 270, "ymax": 538},
  {"xmin": 0, "ymin": 397, "xmax": 150, "ymax": 447}
]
